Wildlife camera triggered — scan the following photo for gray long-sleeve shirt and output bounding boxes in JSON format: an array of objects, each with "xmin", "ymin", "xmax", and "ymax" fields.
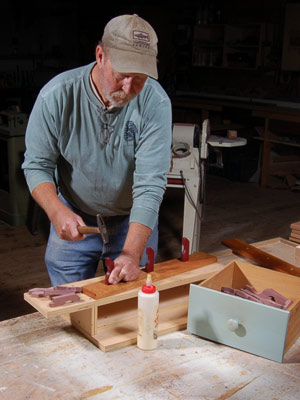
[{"xmin": 22, "ymin": 62, "xmax": 172, "ymax": 229}]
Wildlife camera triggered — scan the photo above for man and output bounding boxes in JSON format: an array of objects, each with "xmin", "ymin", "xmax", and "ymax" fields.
[{"xmin": 22, "ymin": 14, "xmax": 172, "ymax": 286}]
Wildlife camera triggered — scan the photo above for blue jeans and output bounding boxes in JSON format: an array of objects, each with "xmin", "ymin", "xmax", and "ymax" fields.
[{"xmin": 45, "ymin": 194, "xmax": 158, "ymax": 286}]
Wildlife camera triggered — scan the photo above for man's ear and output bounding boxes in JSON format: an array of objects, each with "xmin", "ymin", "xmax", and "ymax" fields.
[{"xmin": 95, "ymin": 45, "xmax": 105, "ymax": 66}]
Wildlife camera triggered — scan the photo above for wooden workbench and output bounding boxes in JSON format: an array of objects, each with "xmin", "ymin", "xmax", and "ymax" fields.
[
  {"xmin": 1, "ymin": 238, "xmax": 300, "ymax": 399},
  {"xmin": 1, "ymin": 312, "xmax": 299, "ymax": 400}
]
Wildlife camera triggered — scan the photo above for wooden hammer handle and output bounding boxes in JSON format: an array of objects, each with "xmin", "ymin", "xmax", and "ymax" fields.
[{"xmin": 78, "ymin": 226, "xmax": 100, "ymax": 234}]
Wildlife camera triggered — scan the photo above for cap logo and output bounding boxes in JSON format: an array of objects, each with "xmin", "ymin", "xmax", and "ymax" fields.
[{"xmin": 133, "ymin": 30, "xmax": 150, "ymax": 42}]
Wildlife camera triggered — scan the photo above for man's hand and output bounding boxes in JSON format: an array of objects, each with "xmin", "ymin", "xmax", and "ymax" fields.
[
  {"xmin": 108, "ymin": 221, "xmax": 153, "ymax": 285},
  {"xmin": 32, "ymin": 182, "xmax": 86, "ymax": 241},
  {"xmin": 51, "ymin": 207, "xmax": 87, "ymax": 241},
  {"xmin": 108, "ymin": 253, "xmax": 140, "ymax": 284}
]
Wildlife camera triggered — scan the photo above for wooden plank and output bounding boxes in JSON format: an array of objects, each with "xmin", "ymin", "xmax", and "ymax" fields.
[
  {"xmin": 221, "ymin": 238, "xmax": 300, "ymax": 277},
  {"xmin": 290, "ymin": 221, "xmax": 300, "ymax": 230},
  {"xmin": 82, "ymin": 251, "xmax": 217, "ymax": 300},
  {"xmin": 291, "ymin": 228, "xmax": 300, "ymax": 234},
  {"xmin": 24, "ymin": 291, "xmax": 96, "ymax": 319},
  {"xmin": 216, "ymin": 238, "xmax": 300, "ymax": 267},
  {"xmin": 24, "ymin": 259, "xmax": 221, "ymax": 319},
  {"xmin": 290, "ymin": 232, "xmax": 300, "ymax": 240},
  {"xmin": 290, "ymin": 236, "xmax": 300, "ymax": 244}
]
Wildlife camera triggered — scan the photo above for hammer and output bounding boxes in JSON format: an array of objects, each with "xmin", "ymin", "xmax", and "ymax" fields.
[{"xmin": 77, "ymin": 213, "xmax": 109, "ymax": 244}]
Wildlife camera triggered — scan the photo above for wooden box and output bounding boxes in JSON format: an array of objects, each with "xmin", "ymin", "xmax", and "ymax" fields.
[{"xmin": 187, "ymin": 261, "xmax": 300, "ymax": 362}]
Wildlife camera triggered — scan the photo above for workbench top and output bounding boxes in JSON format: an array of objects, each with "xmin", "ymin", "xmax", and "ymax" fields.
[
  {"xmin": 0, "ymin": 311, "xmax": 299, "ymax": 399},
  {"xmin": 2, "ymin": 237, "xmax": 300, "ymax": 399},
  {"xmin": 0, "ymin": 313, "xmax": 300, "ymax": 400}
]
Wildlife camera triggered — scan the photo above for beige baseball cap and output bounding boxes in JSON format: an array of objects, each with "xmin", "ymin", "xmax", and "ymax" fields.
[{"xmin": 101, "ymin": 14, "xmax": 158, "ymax": 79}]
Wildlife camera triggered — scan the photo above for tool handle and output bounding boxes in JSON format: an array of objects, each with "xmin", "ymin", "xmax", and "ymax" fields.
[{"xmin": 78, "ymin": 226, "xmax": 100, "ymax": 234}]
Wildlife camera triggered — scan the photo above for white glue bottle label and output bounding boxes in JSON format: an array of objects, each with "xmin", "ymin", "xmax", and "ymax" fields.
[{"xmin": 137, "ymin": 273, "xmax": 159, "ymax": 350}]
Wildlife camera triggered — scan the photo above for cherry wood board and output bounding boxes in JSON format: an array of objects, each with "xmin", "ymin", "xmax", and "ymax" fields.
[{"xmin": 82, "ymin": 251, "xmax": 217, "ymax": 300}]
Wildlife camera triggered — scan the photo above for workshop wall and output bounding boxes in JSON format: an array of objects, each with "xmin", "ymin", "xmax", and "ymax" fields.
[{"xmin": 1, "ymin": 0, "xmax": 299, "ymax": 112}]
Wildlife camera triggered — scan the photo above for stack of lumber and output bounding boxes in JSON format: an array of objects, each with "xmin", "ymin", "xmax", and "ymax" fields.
[{"xmin": 289, "ymin": 221, "xmax": 300, "ymax": 243}]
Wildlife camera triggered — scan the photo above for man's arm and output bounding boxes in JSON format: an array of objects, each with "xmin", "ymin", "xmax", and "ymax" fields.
[
  {"xmin": 108, "ymin": 222, "xmax": 152, "ymax": 284},
  {"xmin": 108, "ymin": 84, "xmax": 172, "ymax": 284},
  {"xmin": 32, "ymin": 182, "xmax": 86, "ymax": 241}
]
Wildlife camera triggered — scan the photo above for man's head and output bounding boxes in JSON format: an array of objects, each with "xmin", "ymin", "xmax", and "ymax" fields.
[
  {"xmin": 92, "ymin": 14, "xmax": 158, "ymax": 108},
  {"xmin": 101, "ymin": 14, "xmax": 158, "ymax": 80},
  {"xmin": 95, "ymin": 45, "xmax": 148, "ymax": 107}
]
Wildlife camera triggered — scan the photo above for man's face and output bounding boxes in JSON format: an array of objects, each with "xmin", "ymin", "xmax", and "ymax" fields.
[{"xmin": 96, "ymin": 46, "xmax": 148, "ymax": 107}]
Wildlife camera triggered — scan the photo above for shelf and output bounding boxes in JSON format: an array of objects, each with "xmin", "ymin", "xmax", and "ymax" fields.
[
  {"xmin": 192, "ymin": 22, "xmax": 269, "ymax": 70},
  {"xmin": 254, "ymin": 136, "xmax": 300, "ymax": 148},
  {"xmin": 252, "ymin": 109, "xmax": 300, "ymax": 186},
  {"xmin": 225, "ymin": 44, "xmax": 259, "ymax": 48}
]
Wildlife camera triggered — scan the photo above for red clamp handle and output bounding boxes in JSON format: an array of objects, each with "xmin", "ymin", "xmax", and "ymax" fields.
[
  {"xmin": 105, "ymin": 257, "xmax": 115, "ymax": 285},
  {"xmin": 145, "ymin": 247, "xmax": 155, "ymax": 273},
  {"xmin": 181, "ymin": 237, "xmax": 190, "ymax": 262}
]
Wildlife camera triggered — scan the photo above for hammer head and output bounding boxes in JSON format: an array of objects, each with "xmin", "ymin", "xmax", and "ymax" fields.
[{"xmin": 96, "ymin": 214, "xmax": 109, "ymax": 244}]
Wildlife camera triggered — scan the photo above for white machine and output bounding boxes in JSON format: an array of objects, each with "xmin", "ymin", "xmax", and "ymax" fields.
[
  {"xmin": 166, "ymin": 120, "xmax": 210, "ymax": 253},
  {"xmin": 166, "ymin": 120, "xmax": 247, "ymax": 254}
]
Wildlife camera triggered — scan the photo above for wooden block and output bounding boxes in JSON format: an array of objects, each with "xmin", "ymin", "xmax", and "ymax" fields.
[{"xmin": 82, "ymin": 251, "xmax": 217, "ymax": 300}]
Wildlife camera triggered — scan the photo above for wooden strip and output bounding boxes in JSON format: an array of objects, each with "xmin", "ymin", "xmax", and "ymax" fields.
[
  {"xmin": 221, "ymin": 239, "xmax": 300, "ymax": 277},
  {"xmin": 82, "ymin": 252, "xmax": 217, "ymax": 300},
  {"xmin": 290, "ymin": 236, "xmax": 300, "ymax": 244},
  {"xmin": 290, "ymin": 232, "xmax": 300, "ymax": 240},
  {"xmin": 291, "ymin": 229, "xmax": 300, "ymax": 236},
  {"xmin": 291, "ymin": 221, "xmax": 300, "ymax": 230},
  {"xmin": 291, "ymin": 227, "xmax": 300, "ymax": 234}
]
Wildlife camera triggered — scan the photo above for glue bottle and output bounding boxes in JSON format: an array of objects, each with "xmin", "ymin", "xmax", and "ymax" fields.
[{"xmin": 137, "ymin": 273, "xmax": 159, "ymax": 350}]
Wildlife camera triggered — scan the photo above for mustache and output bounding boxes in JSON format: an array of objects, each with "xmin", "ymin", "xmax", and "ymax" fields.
[
  {"xmin": 112, "ymin": 90, "xmax": 131, "ymax": 100},
  {"xmin": 107, "ymin": 90, "xmax": 135, "ymax": 106}
]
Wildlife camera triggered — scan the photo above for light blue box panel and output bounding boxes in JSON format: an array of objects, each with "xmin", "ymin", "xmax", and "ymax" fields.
[{"xmin": 187, "ymin": 284, "xmax": 290, "ymax": 363}]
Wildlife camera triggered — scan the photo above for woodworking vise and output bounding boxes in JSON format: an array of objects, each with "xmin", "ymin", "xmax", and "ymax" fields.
[{"xmin": 167, "ymin": 120, "xmax": 210, "ymax": 253}]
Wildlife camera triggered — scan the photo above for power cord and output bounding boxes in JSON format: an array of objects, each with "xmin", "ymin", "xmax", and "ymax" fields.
[{"xmin": 179, "ymin": 168, "xmax": 205, "ymax": 222}]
